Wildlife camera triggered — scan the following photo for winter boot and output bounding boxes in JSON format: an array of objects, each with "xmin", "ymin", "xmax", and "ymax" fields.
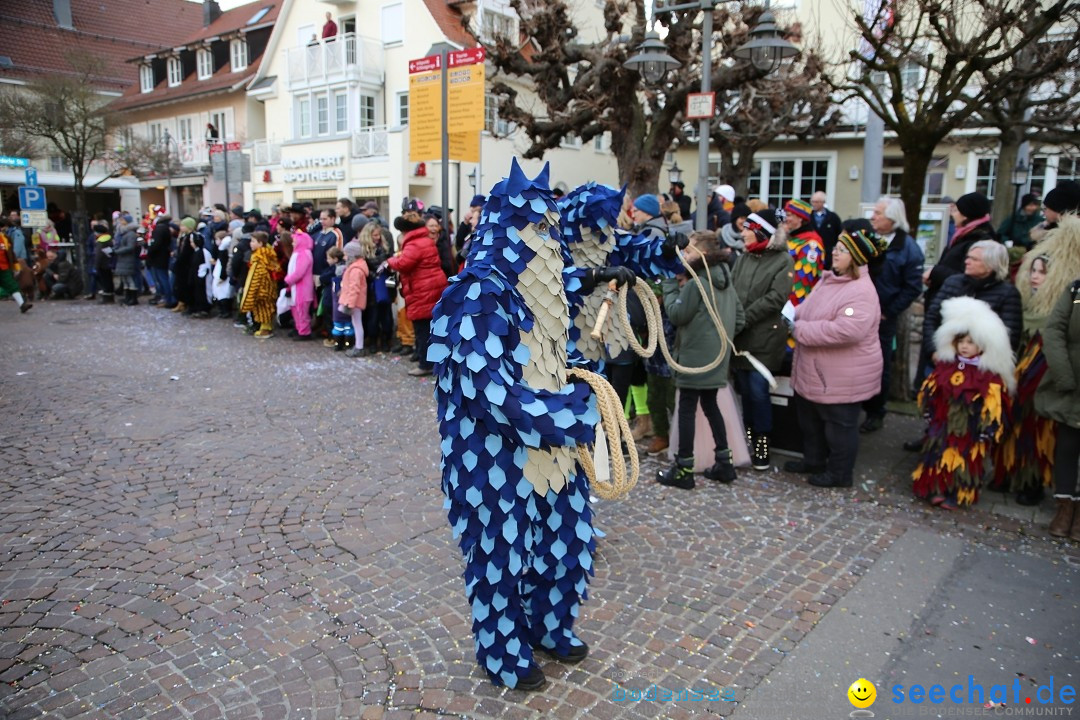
[
  {"xmin": 124, "ymin": 289, "xmax": 139, "ymax": 306},
  {"xmin": 702, "ymin": 448, "xmax": 737, "ymax": 484},
  {"xmin": 657, "ymin": 456, "xmax": 695, "ymax": 490},
  {"xmin": 751, "ymin": 433, "xmax": 770, "ymax": 471},
  {"xmin": 631, "ymin": 414, "xmax": 653, "ymax": 442},
  {"xmin": 1071, "ymin": 500, "xmax": 1080, "ymax": 542},
  {"xmin": 1050, "ymin": 497, "xmax": 1075, "ymax": 538},
  {"xmin": 172, "ymin": 301, "xmax": 186, "ymax": 313},
  {"xmin": 99, "ymin": 292, "xmax": 115, "ymax": 304},
  {"xmin": 334, "ymin": 335, "xmax": 347, "ymax": 352}
]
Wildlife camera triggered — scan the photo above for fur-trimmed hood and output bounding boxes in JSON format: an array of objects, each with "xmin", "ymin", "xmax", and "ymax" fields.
[
  {"xmin": 934, "ymin": 296, "xmax": 1016, "ymax": 393},
  {"xmin": 1015, "ymin": 212, "xmax": 1080, "ymax": 319}
]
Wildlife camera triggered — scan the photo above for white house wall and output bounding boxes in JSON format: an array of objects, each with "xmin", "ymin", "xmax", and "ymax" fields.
[{"xmin": 246, "ymin": 0, "xmax": 620, "ymax": 215}]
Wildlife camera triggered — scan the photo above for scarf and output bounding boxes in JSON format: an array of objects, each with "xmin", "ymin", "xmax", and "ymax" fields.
[{"xmin": 951, "ymin": 215, "xmax": 991, "ymax": 243}]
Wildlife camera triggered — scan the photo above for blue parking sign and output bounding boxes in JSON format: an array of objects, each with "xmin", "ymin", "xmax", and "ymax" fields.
[{"xmin": 18, "ymin": 185, "xmax": 47, "ymax": 211}]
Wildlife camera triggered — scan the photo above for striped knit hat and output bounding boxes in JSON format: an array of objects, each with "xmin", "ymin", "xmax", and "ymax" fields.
[
  {"xmin": 837, "ymin": 219, "xmax": 883, "ymax": 266},
  {"xmin": 784, "ymin": 198, "xmax": 813, "ymax": 221}
]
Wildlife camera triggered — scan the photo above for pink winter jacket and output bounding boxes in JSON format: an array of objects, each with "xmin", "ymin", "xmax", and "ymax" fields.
[
  {"xmin": 339, "ymin": 260, "xmax": 368, "ymax": 311},
  {"xmin": 791, "ymin": 270, "xmax": 882, "ymax": 404},
  {"xmin": 284, "ymin": 230, "xmax": 315, "ymax": 305}
]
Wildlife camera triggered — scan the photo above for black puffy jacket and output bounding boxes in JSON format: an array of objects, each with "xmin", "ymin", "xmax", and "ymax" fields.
[
  {"xmin": 146, "ymin": 215, "xmax": 174, "ymax": 270},
  {"xmin": 923, "ymin": 272, "xmax": 1023, "ymax": 352},
  {"xmin": 925, "ymin": 222, "xmax": 997, "ymax": 307}
]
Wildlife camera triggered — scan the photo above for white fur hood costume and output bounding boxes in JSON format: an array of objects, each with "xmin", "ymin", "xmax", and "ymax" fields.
[{"xmin": 933, "ymin": 296, "xmax": 1017, "ymax": 393}]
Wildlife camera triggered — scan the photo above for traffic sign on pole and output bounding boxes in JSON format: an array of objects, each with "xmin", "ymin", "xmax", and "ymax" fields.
[
  {"xmin": 24, "ymin": 167, "xmax": 38, "ymax": 186},
  {"xmin": 18, "ymin": 185, "xmax": 47, "ymax": 211}
]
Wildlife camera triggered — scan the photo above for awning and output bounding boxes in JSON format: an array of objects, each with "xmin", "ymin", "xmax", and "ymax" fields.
[
  {"xmin": 253, "ymin": 192, "xmax": 283, "ymax": 210},
  {"xmin": 293, "ymin": 187, "xmax": 339, "ymax": 200},
  {"xmin": 349, "ymin": 186, "xmax": 389, "ymax": 198}
]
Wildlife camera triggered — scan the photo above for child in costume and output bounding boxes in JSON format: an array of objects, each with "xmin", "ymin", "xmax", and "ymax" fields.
[
  {"xmin": 428, "ymin": 160, "xmax": 620, "ymax": 691},
  {"xmin": 913, "ymin": 296, "xmax": 1015, "ymax": 509},
  {"xmin": 93, "ymin": 224, "xmax": 115, "ymax": 304},
  {"xmin": 339, "ymin": 240, "xmax": 369, "ymax": 358},
  {"xmin": 239, "ymin": 231, "xmax": 279, "ymax": 339}
]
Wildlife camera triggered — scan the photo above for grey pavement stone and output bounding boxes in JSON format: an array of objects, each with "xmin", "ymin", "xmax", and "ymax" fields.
[{"xmin": 0, "ymin": 301, "xmax": 1077, "ymax": 720}]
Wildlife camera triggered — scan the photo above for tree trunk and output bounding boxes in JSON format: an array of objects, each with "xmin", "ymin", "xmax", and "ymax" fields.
[
  {"xmin": 892, "ymin": 145, "xmax": 935, "ymax": 403},
  {"xmin": 991, "ymin": 130, "xmax": 1022, "ymax": 228},
  {"xmin": 610, "ymin": 107, "xmax": 664, "ymax": 198},
  {"xmin": 897, "ymin": 147, "xmax": 934, "ymax": 233}
]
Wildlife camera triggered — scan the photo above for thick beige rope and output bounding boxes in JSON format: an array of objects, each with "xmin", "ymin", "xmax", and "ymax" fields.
[{"xmin": 567, "ymin": 367, "xmax": 639, "ymax": 501}]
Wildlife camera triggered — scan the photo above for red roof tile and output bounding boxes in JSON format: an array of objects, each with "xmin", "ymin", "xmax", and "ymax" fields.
[
  {"xmin": 0, "ymin": 0, "xmax": 204, "ymax": 92},
  {"xmin": 175, "ymin": 2, "xmax": 280, "ymax": 48},
  {"xmin": 421, "ymin": 0, "xmax": 475, "ymax": 48},
  {"xmin": 109, "ymin": 63, "xmax": 254, "ymax": 113}
]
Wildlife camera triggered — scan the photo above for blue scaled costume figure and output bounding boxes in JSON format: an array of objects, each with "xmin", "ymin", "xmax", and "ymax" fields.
[
  {"xmin": 558, "ymin": 182, "xmax": 684, "ymax": 371},
  {"xmin": 427, "ymin": 160, "xmax": 601, "ymax": 690}
]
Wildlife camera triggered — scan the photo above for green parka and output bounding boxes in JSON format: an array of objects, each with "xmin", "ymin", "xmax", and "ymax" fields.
[
  {"xmin": 731, "ymin": 238, "xmax": 794, "ymax": 374},
  {"xmin": 1035, "ymin": 279, "xmax": 1080, "ymax": 428},
  {"xmin": 662, "ymin": 262, "xmax": 745, "ymax": 390}
]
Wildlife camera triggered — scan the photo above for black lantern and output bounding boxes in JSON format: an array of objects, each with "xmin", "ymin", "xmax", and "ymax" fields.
[{"xmin": 668, "ymin": 162, "xmax": 683, "ymax": 185}]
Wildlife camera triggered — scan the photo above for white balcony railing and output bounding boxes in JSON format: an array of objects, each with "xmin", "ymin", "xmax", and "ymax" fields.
[
  {"xmin": 285, "ymin": 32, "xmax": 383, "ymax": 89},
  {"xmin": 351, "ymin": 126, "xmax": 389, "ymax": 158},
  {"xmin": 252, "ymin": 139, "xmax": 282, "ymax": 166}
]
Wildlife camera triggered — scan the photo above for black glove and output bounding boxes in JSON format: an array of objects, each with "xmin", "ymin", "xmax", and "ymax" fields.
[
  {"xmin": 591, "ymin": 265, "xmax": 637, "ymax": 288},
  {"xmin": 661, "ymin": 230, "xmax": 690, "ymax": 259}
]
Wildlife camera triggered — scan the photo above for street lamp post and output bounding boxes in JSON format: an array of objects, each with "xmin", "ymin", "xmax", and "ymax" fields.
[
  {"xmin": 668, "ymin": 161, "xmax": 683, "ymax": 186},
  {"xmin": 161, "ymin": 129, "xmax": 177, "ymax": 214},
  {"xmin": 624, "ymin": 2, "xmax": 797, "ymax": 230}
]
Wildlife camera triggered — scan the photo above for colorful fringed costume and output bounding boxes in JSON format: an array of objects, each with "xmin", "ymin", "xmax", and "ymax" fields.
[
  {"xmin": 428, "ymin": 160, "xmax": 600, "ymax": 688},
  {"xmin": 785, "ymin": 230, "xmax": 824, "ymax": 350},
  {"xmin": 558, "ymin": 183, "xmax": 683, "ymax": 370},
  {"xmin": 912, "ymin": 296, "xmax": 1015, "ymax": 507},
  {"xmin": 990, "ymin": 333, "xmax": 1054, "ymax": 493}
]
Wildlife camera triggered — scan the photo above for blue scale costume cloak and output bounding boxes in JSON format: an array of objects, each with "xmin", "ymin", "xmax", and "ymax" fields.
[
  {"xmin": 558, "ymin": 182, "xmax": 683, "ymax": 370},
  {"xmin": 427, "ymin": 160, "xmax": 600, "ymax": 688}
]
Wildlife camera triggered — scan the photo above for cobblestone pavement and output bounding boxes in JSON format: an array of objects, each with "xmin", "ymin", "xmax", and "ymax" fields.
[{"xmin": 1, "ymin": 301, "xmax": 1077, "ymax": 720}]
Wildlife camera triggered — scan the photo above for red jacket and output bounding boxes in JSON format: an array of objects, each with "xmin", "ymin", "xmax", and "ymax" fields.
[{"xmin": 386, "ymin": 227, "xmax": 448, "ymax": 321}]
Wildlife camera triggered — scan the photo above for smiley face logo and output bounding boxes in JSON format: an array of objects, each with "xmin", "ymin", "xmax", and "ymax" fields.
[{"xmin": 848, "ymin": 678, "xmax": 877, "ymax": 709}]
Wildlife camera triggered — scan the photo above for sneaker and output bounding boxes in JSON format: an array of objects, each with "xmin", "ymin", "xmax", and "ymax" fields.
[
  {"xmin": 645, "ymin": 435, "xmax": 669, "ymax": 456},
  {"xmin": 808, "ymin": 473, "xmax": 853, "ymax": 488},
  {"xmin": 20, "ymin": 302, "xmax": 32, "ymax": 314},
  {"xmin": 254, "ymin": 330, "xmax": 274, "ymax": 340},
  {"xmin": 938, "ymin": 497, "xmax": 959, "ymax": 511},
  {"xmin": 783, "ymin": 460, "xmax": 826, "ymax": 474},
  {"xmin": 536, "ymin": 641, "xmax": 589, "ymax": 664},
  {"xmin": 751, "ymin": 434, "xmax": 770, "ymax": 471},
  {"xmin": 657, "ymin": 457, "xmax": 695, "ymax": 490},
  {"xmin": 345, "ymin": 347, "xmax": 364, "ymax": 358},
  {"xmin": 322, "ymin": 338, "xmax": 337, "ymax": 348},
  {"xmin": 407, "ymin": 366, "xmax": 433, "ymax": 377},
  {"xmin": 702, "ymin": 462, "xmax": 736, "ymax": 484},
  {"xmin": 514, "ymin": 665, "xmax": 547, "ymax": 692},
  {"xmin": 860, "ymin": 415, "xmax": 884, "ymax": 433}
]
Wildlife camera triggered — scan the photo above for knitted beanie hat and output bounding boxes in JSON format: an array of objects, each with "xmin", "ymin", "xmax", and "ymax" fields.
[
  {"xmin": 745, "ymin": 210, "xmax": 779, "ymax": 245},
  {"xmin": 344, "ymin": 240, "xmax": 364, "ymax": 260},
  {"xmin": 632, "ymin": 194, "xmax": 661, "ymax": 218},
  {"xmin": 179, "ymin": 217, "xmax": 197, "ymax": 231},
  {"xmin": 1044, "ymin": 180, "xmax": 1080, "ymax": 214},
  {"xmin": 784, "ymin": 198, "xmax": 813, "ymax": 221},
  {"xmin": 955, "ymin": 192, "xmax": 991, "ymax": 220},
  {"xmin": 837, "ymin": 218, "xmax": 884, "ymax": 266}
]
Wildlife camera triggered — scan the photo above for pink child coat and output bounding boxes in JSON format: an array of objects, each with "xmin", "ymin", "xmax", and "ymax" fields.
[
  {"xmin": 339, "ymin": 260, "xmax": 369, "ymax": 311},
  {"xmin": 791, "ymin": 270, "xmax": 883, "ymax": 405},
  {"xmin": 284, "ymin": 230, "xmax": 315, "ymax": 305}
]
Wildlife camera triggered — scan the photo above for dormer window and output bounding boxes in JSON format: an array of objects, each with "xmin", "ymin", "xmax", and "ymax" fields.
[
  {"xmin": 167, "ymin": 56, "xmax": 182, "ymax": 87},
  {"xmin": 197, "ymin": 48, "xmax": 213, "ymax": 80},
  {"xmin": 231, "ymin": 39, "xmax": 248, "ymax": 71},
  {"xmin": 139, "ymin": 64, "xmax": 154, "ymax": 93}
]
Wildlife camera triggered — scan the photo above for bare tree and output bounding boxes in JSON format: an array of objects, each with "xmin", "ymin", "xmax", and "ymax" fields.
[
  {"xmin": 975, "ymin": 21, "xmax": 1080, "ymax": 224},
  {"xmin": 0, "ymin": 53, "xmax": 118, "ymax": 246},
  {"xmin": 476, "ymin": 0, "xmax": 785, "ymax": 197},
  {"xmin": 834, "ymin": 0, "xmax": 1077, "ymax": 231},
  {"xmin": 710, "ymin": 28, "xmax": 838, "ymax": 195}
]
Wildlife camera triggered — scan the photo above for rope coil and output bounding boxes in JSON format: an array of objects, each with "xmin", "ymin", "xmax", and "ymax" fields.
[{"xmin": 567, "ymin": 367, "xmax": 639, "ymax": 501}]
